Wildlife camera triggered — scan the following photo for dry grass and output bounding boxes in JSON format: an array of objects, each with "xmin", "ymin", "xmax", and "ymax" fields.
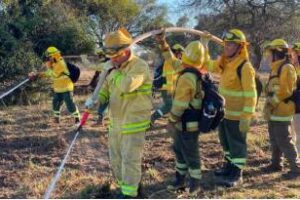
[{"xmin": 0, "ymin": 70, "xmax": 299, "ymax": 198}]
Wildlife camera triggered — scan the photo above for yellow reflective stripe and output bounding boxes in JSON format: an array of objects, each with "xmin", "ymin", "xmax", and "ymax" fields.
[
  {"xmin": 173, "ymin": 99, "xmax": 189, "ymax": 107},
  {"xmin": 225, "ymin": 110, "xmax": 241, "ymax": 116},
  {"xmin": 121, "ymin": 184, "xmax": 138, "ymax": 196},
  {"xmin": 176, "ymin": 161, "xmax": 188, "ymax": 169},
  {"xmin": 53, "ymin": 111, "xmax": 60, "ymax": 116},
  {"xmin": 122, "ymin": 120, "xmax": 150, "ymax": 134},
  {"xmin": 114, "ymin": 73, "xmax": 123, "ymax": 86},
  {"xmin": 231, "ymin": 158, "xmax": 246, "ymax": 169},
  {"xmin": 219, "ymin": 87, "xmax": 256, "ymax": 98},
  {"xmin": 121, "ymin": 84, "xmax": 152, "ymax": 98},
  {"xmin": 231, "ymin": 158, "xmax": 246, "ymax": 163},
  {"xmin": 99, "ymin": 93, "xmax": 108, "ymax": 103},
  {"xmin": 270, "ymin": 115, "xmax": 293, "ymax": 121},
  {"xmin": 45, "ymin": 69, "xmax": 53, "ymax": 77},
  {"xmin": 188, "ymin": 168, "xmax": 201, "ymax": 179},
  {"xmin": 243, "ymin": 106, "xmax": 255, "ymax": 113},
  {"xmin": 244, "ymin": 90, "xmax": 257, "ymax": 98},
  {"xmin": 163, "ymin": 71, "xmax": 175, "ymax": 76},
  {"xmin": 186, "ymin": 122, "xmax": 198, "ymax": 129}
]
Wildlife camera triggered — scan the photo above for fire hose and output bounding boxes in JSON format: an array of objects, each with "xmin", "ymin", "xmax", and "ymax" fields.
[
  {"xmin": 43, "ymin": 27, "xmax": 223, "ymax": 199},
  {"xmin": 0, "ymin": 78, "xmax": 30, "ymax": 100}
]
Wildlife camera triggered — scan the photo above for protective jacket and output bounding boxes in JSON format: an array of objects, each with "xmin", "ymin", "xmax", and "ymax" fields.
[
  {"xmin": 98, "ymin": 53, "xmax": 152, "ymax": 134},
  {"xmin": 265, "ymin": 59, "xmax": 297, "ymax": 121},
  {"xmin": 43, "ymin": 58, "xmax": 73, "ymax": 93},
  {"xmin": 205, "ymin": 48, "xmax": 257, "ymax": 121}
]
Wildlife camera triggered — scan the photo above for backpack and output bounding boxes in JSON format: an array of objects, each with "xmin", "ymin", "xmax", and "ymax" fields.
[
  {"xmin": 179, "ymin": 68, "xmax": 225, "ymax": 133},
  {"xmin": 268, "ymin": 61, "xmax": 300, "ymax": 113},
  {"xmin": 66, "ymin": 62, "xmax": 80, "ymax": 83},
  {"xmin": 237, "ymin": 60, "xmax": 263, "ymax": 104}
]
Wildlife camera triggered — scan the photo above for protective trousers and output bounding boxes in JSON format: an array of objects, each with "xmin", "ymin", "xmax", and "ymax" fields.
[
  {"xmin": 172, "ymin": 130, "xmax": 201, "ymax": 179},
  {"xmin": 268, "ymin": 121, "xmax": 300, "ymax": 171},
  {"xmin": 108, "ymin": 128, "xmax": 145, "ymax": 197},
  {"xmin": 52, "ymin": 92, "xmax": 80, "ymax": 119},
  {"xmin": 292, "ymin": 114, "xmax": 300, "ymax": 155},
  {"xmin": 151, "ymin": 90, "xmax": 172, "ymax": 121},
  {"xmin": 219, "ymin": 119, "xmax": 247, "ymax": 169}
]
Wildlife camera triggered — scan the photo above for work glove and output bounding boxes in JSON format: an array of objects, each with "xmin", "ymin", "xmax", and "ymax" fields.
[
  {"xmin": 239, "ymin": 119, "xmax": 251, "ymax": 133},
  {"xmin": 200, "ymin": 31, "xmax": 212, "ymax": 48},
  {"xmin": 268, "ymin": 96, "xmax": 280, "ymax": 108},
  {"xmin": 85, "ymin": 96, "xmax": 96, "ymax": 109},
  {"xmin": 263, "ymin": 100, "xmax": 273, "ymax": 121},
  {"xmin": 28, "ymin": 72, "xmax": 38, "ymax": 81},
  {"xmin": 154, "ymin": 29, "xmax": 169, "ymax": 50}
]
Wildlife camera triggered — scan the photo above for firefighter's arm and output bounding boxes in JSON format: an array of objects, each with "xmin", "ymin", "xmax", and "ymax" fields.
[
  {"xmin": 109, "ymin": 59, "xmax": 149, "ymax": 93},
  {"xmin": 169, "ymin": 74, "xmax": 194, "ymax": 122},
  {"xmin": 240, "ymin": 63, "xmax": 257, "ymax": 120},
  {"xmin": 98, "ymin": 80, "xmax": 110, "ymax": 105},
  {"xmin": 273, "ymin": 64, "xmax": 297, "ymax": 105}
]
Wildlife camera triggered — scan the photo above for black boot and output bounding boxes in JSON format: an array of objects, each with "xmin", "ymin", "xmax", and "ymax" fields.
[
  {"xmin": 167, "ymin": 171, "xmax": 186, "ymax": 191},
  {"xmin": 219, "ymin": 165, "xmax": 243, "ymax": 187},
  {"xmin": 261, "ymin": 163, "xmax": 282, "ymax": 173},
  {"xmin": 282, "ymin": 166, "xmax": 300, "ymax": 180},
  {"xmin": 214, "ymin": 161, "xmax": 232, "ymax": 177},
  {"xmin": 187, "ymin": 177, "xmax": 201, "ymax": 196},
  {"xmin": 96, "ymin": 114, "xmax": 104, "ymax": 125}
]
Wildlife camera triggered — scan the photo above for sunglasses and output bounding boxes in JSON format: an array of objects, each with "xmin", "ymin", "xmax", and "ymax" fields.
[
  {"xmin": 103, "ymin": 45, "xmax": 129, "ymax": 57},
  {"xmin": 222, "ymin": 32, "xmax": 240, "ymax": 41}
]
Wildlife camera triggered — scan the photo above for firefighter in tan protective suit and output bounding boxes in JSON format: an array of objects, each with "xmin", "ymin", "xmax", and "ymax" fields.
[{"xmin": 85, "ymin": 28, "xmax": 152, "ymax": 198}]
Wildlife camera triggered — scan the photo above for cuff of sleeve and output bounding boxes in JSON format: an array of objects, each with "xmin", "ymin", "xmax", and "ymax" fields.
[
  {"xmin": 240, "ymin": 113, "xmax": 253, "ymax": 120},
  {"xmin": 271, "ymin": 95, "xmax": 280, "ymax": 107},
  {"xmin": 169, "ymin": 112, "xmax": 180, "ymax": 123},
  {"xmin": 159, "ymin": 43, "xmax": 170, "ymax": 52}
]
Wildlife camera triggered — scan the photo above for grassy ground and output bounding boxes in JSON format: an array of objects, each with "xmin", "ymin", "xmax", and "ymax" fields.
[{"xmin": 0, "ymin": 70, "xmax": 299, "ymax": 198}]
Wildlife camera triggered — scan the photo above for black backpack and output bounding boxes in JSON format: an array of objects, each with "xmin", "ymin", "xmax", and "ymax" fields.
[
  {"xmin": 237, "ymin": 60, "xmax": 263, "ymax": 105},
  {"xmin": 66, "ymin": 62, "xmax": 80, "ymax": 83},
  {"xmin": 268, "ymin": 61, "xmax": 300, "ymax": 113},
  {"xmin": 179, "ymin": 68, "xmax": 225, "ymax": 133}
]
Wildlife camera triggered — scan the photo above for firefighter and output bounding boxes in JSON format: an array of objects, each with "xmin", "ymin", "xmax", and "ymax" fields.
[
  {"xmin": 151, "ymin": 44, "xmax": 184, "ymax": 126},
  {"xmin": 202, "ymin": 29, "xmax": 257, "ymax": 187},
  {"xmin": 85, "ymin": 28, "xmax": 152, "ymax": 198},
  {"xmin": 263, "ymin": 39, "xmax": 300, "ymax": 179},
  {"xmin": 29, "ymin": 46, "xmax": 80, "ymax": 124},
  {"xmin": 155, "ymin": 31, "xmax": 206, "ymax": 195},
  {"xmin": 291, "ymin": 43, "xmax": 300, "ymax": 155}
]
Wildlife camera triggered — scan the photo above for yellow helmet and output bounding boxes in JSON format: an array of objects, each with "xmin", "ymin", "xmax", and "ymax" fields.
[
  {"xmin": 223, "ymin": 29, "xmax": 247, "ymax": 43},
  {"xmin": 265, "ymin": 39, "xmax": 289, "ymax": 51},
  {"xmin": 103, "ymin": 27, "xmax": 133, "ymax": 57},
  {"xmin": 171, "ymin": 44, "xmax": 184, "ymax": 52},
  {"xmin": 45, "ymin": 46, "xmax": 60, "ymax": 57},
  {"xmin": 293, "ymin": 42, "xmax": 300, "ymax": 51},
  {"xmin": 182, "ymin": 41, "xmax": 205, "ymax": 68}
]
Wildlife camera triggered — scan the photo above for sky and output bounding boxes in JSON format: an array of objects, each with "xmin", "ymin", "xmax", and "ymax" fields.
[{"xmin": 157, "ymin": 0, "xmax": 197, "ymax": 27}]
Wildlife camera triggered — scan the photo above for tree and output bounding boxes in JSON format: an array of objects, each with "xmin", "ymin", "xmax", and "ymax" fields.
[{"xmin": 181, "ymin": 0, "xmax": 300, "ymax": 69}]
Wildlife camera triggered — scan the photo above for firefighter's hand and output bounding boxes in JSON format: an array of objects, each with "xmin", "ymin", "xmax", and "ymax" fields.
[
  {"xmin": 154, "ymin": 28, "xmax": 167, "ymax": 47},
  {"xmin": 28, "ymin": 72, "xmax": 38, "ymax": 81},
  {"xmin": 239, "ymin": 119, "xmax": 251, "ymax": 133},
  {"xmin": 85, "ymin": 97, "xmax": 94, "ymax": 109},
  {"xmin": 266, "ymin": 96, "xmax": 278, "ymax": 108},
  {"xmin": 201, "ymin": 31, "xmax": 212, "ymax": 48}
]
